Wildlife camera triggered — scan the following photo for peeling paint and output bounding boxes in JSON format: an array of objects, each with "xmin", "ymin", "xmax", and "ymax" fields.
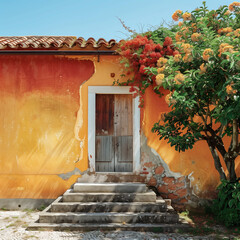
[{"xmin": 58, "ymin": 167, "xmax": 86, "ymax": 180}]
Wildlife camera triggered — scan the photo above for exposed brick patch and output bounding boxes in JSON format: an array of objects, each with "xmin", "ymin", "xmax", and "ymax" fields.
[
  {"xmin": 155, "ymin": 166, "xmax": 164, "ymax": 175},
  {"xmin": 139, "ymin": 134, "xmax": 193, "ymax": 208},
  {"xmin": 157, "ymin": 185, "xmax": 169, "ymax": 194},
  {"xmin": 176, "ymin": 188, "xmax": 188, "ymax": 198},
  {"xmin": 162, "ymin": 176, "xmax": 175, "ymax": 185},
  {"xmin": 168, "ymin": 181, "xmax": 185, "ymax": 190},
  {"xmin": 168, "ymin": 193, "xmax": 179, "ymax": 200},
  {"xmin": 147, "ymin": 177, "xmax": 157, "ymax": 186}
]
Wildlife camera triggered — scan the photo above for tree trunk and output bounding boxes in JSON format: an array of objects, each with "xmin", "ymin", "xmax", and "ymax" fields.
[
  {"xmin": 225, "ymin": 157, "xmax": 237, "ymax": 182},
  {"xmin": 208, "ymin": 143, "xmax": 227, "ymax": 180}
]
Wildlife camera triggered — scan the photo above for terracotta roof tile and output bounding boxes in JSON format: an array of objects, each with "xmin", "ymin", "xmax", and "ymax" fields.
[{"xmin": 0, "ymin": 36, "xmax": 118, "ymax": 50}]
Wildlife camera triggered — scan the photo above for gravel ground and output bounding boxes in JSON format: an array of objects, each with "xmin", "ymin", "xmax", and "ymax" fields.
[{"xmin": 0, "ymin": 210, "xmax": 236, "ymax": 240}]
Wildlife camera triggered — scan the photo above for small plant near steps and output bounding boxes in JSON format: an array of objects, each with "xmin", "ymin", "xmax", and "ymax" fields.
[{"xmin": 27, "ymin": 182, "xmax": 190, "ymax": 232}]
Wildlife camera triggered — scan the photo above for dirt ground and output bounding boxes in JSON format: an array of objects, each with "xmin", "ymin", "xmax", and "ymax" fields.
[{"xmin": 0, "ymin": 210, "xmax": 239, "ymax": 240}]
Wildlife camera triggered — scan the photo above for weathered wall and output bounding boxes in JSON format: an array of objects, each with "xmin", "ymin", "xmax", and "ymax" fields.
[
  {"xmin": 141, "ymin": 87, "xmax": 240, "ymax": 207},
  {"xmin": 1, "ymin": 53, "xmax": 239, "ymax": 209},
  {"xmin": 0, "ymin": 55, "xmax": 94, "ymax": 204}
]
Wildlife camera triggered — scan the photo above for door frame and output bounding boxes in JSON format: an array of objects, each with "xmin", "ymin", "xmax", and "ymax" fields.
[{"xmin": 88, "ymin": 86, "xmax": 140, "ymax": 173}]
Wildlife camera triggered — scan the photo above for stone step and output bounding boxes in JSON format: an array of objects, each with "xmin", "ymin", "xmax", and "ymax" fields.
[
  {"xmin": 50, "ymin": 200, "xmax": 174, "ymax": 213},
  {"xmin": 73, "ymin": 183, "xmax": 147, "ymax": 193},
  {"xmin": 77, "ymin": 175, "xmax": 146, "ymax": 184},
  {"xmin": 62, "ymin": 190, "xmax": 156, "ymax": 202},
  {"xmin": 39, "ymin": 212, "xmax": 179, "ymax": 224},
  {"xmin": 28, "ymin": 222, "xmax": 190, "ymax": 232}
]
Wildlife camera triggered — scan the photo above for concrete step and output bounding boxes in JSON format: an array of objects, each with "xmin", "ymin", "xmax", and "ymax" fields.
[
  {"xmin": 73, "ymin": 183, "xmax": 147, "ymax": 193},
  {"xmin": 62, "ymin": 189, "xmax": 156, "ymax": 202},
  {"xmin": 39, "ymin": 212, "xmax": 179, "ymax": 224},
  {"xmin": 50, "ymin": 199, "xmax": 174, "ymax": 213},
  {"xmin": 28, "ymin": 222, "xmax": 190, "ymax": 232}
]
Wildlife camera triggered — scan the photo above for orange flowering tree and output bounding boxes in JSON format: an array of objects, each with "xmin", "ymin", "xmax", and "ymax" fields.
[{"xmin": 149, "ymin": 2, "xmax": 240, "ymax": 181}]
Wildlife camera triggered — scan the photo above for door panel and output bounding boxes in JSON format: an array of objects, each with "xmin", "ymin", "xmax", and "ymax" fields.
[
  {"xmin": 114, "ymin": 136, "xmax": 133, "ymax": 172},
  {"xmin": 114, "ymin": 94, "xmax": 133, "ymax": 136},
  {"xmin": 95, "ymin": 94, "xmax": 114, "ymax": 171},
  {"xmin": 114, "ymin": 94, "xmax": 133, "ymax": 172},
  {"xmin": 95, "ymin": 94, "xmax": 133, "ymax": 172},
  {"xmin": 95, "ymin": 94, "xmax": 114, "ymax": 136},
  {"xmin": 95, "ymin": 136, "xmax": 114, "ymax": 172}
]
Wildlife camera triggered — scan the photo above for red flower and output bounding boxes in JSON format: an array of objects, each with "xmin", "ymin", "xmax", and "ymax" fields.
[
  {"xmin": 155, "ymin": 44, "xmax": 162, "ymax": 51},
  {"xmin": 139, "ymin": 65, "xmax": 147, "ymax": 74},
  {"xmin": 163, "ymin": 37, "xmax": 173, "ymax": 46},
  {"xmin": 144, "ymin": 44, "xmax": 152, "ymax": 52},
  {"xmin": 173, "ymin": 50, "xmax": 180, "ymax": 56},
  {"xmin": 150, "ymin": 52, "xmax": 157, "ymax": 58},
  {"xmin": 122, "ymin": 49, "xmax": 131, "ymax": 57},
  {"xmin": 129, "ymin": 86, "xmax": 137, "ymax": 92}
]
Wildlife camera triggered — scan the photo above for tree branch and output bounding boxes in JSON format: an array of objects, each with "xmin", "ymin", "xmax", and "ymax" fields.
[
  {"xmin": 232, "ymin": 119, "xmax": 238, "ymax": 152},
  {"xmin": 208, "ymin": 142, "xmax": 227, "ymax": 180},
  {"xmin": 206, "ymin": 125, "xmax": 227, "ymax": 157},
  {"xmin": 206, "ymin": 105, "xmax": 212, "ymax": 127},
  {"xmin": 218, "ymin": 124, "xmax": 226, "ymax": 138}
]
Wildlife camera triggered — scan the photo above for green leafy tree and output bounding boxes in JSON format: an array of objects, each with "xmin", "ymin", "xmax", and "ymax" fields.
[{"xmin": 149, "ymin": 2, "xmax": 240, "ymax": 181}]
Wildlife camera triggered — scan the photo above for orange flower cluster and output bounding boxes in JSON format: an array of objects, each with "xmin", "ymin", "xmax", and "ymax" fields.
[
  {"xmin": 156, "ymin": 57, "xmax": 169, "ymax": 86},
  {"xmin": 199, "ymin": 63, "xmax": 207, "ymax": 74},
  {"xmin": 172, "ymin": 10, "xmax": 182, "ymax": 21},
  {"xmin": 155, "ymin": 74, "xmax": 165, "ymax": 86},
  {"xmin": 165, "ymin": 92, "xmax": 176, "ymax": 105},
  {"xmin": 191, "ymin": 33, "xmax": 201, "ymax": 42},
  {"xmin": 157, "ymin": 66, "xmax": 165, "ymax": 73},
  {"xmin": 157, "ymin": 57, "xmax": 168, "ymax": 67},
  {"xmin": 175, "ymin": 32, "xmax": 183, "ymax": 42},
  {"xmin": 182, "ymin": 12, "xmax": 191, "ymax": 21},
  {"xmin": 165, "ymin": 92, "xmax": 172, "ymax": 105},
  {"xmin": 229, "ymin": 1, "xmax": 240, "ymax": 11},
  {"xmin": 191, "ymin": 23, "xmax": 197, "ymax": 33},
  {"xmin": 218, "ymin": 43, "xmax": 235, "ymax": 57},
  {"xmin": 218, "ymin": 27, "xmax": 233, "ymax": 34},
  {"xmin": 174, "ymin": 73, "xmax": 185, "ymax": 84},
  {"xmin": 182, "ymin": 43, "xmax": 192, "ymax": 53},
  {"xmin": 178, "ymin": 21, "xmax": 183, "ymax": 27},
  {"xmin": 183, "ymin": 54, "xmax": 193, "ymax": 63},
  {"xmin": 234, "ymin": 29, "xmax": 240, "ymax": 37},
  {"xmin": 226, "ymin": 83, "xmax": 237, "ymax": 95},
  {"xmin": 181, "ymin": 43, "xmax": 193, "ymax": 62},
  {"xmin": 203, "ymin": 48, "xmax": 214, "ymax": 61},
  {"xmin": 174, "ymin": 54, "xmax": 182, "ymax": 62}
]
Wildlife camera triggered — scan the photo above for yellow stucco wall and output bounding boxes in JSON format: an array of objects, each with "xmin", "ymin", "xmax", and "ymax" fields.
[
  {"xmin": 0, "ymin": 53, "xmax": 239, "ymax": 201},
  {"xmin": 0, "ymin": 54, "xmax": 124, "ymax": 199}
]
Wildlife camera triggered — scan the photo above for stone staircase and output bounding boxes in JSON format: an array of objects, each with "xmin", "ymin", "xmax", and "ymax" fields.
[{"xmin": 28, "ymin": 182, "xmax": 189, "ymax": 232}]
